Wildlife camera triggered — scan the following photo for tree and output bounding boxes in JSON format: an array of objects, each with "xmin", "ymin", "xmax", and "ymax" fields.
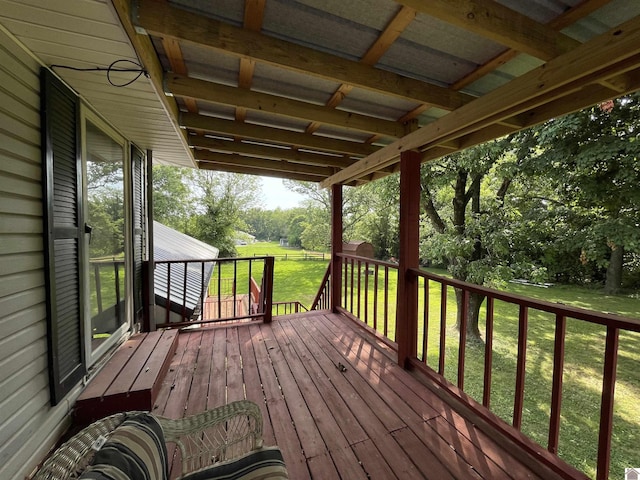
[
  {"xmin": 190, "ymin": 172, "xmax": 260, "ymax": 256},
  {"xmin": 529, "ymin": 94, "xmax": 640, "ymax": 293},
  {"xmin": 152, "ymin": 166, "xmax": 193, "ymax": 231},
  {"xmin": 420, "ymin": 137, "xmax": 528, "ymax": 341}
]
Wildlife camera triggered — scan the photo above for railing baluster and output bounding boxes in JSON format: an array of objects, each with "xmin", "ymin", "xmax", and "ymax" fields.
[
  {"xmin": 364, "ymin": 261, "xmax": 369, "ymax": 326},
  {"xmin": 458, "ymin": 289, "xmax": 468, "ymax": 390},
  {"xmin": 200, "ymin": 262, "xmax": 205, "ymax": 321},
  {"xmin": 439, "ymin": 284, "xmax": 447, "ymax": 376},
  {"xmin": 95, "ymin": 264, "xmax": 103, "ymax": 313},
  {"xmin": 182, "ymin": 262, "xmax": 188, "ymax": 321},
  {"xmin": 114, "ymin": 261, "xmax": 121, "ymax": 322},
  {"xmin": 233, "ymin": 259, "xmax": 237, "ymax": 318},
  {"xmin": 422, "ymin": 278, "xmax": 429, "ymax": 363},
  {"xmin": 483, "ymin": 296, "xmax": 494, "ymax": 408},
  {"xmin": 548, "ymin": 313, "xmax": 566, "ymax": 453},
  {"xmin": 166, "ymin": 263, "xmax": 171, "ymax": 325},
  {"xmin": 513, "ymin": 305, "xmax": 528, "ymax": 430},
  {"xmin": 217, "ymin": 262, "xmax": 222, "ymax": 319},
  {"xmin": 384, "ymin": 265, "xmax": 389, "ymax": 338},
  {"xmin": 596, "ymin": 325, "xmax": 619, "ymax": 480},
  {"xmin": 373, "ymin": 264, "xmax": 379, "ymax": 332},
  {"xmin": 356, "ymin": 260, "xmax": 362, "ymax": 319},
  {"xmin": 350, "ymin": 258, "xmax": 355, "ymax": 313}
]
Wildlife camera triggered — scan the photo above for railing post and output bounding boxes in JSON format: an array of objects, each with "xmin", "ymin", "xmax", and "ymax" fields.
[
  {"xmin": 396, "ymin": 150, "xmax": 420, "ymax": 368},
  {"xmin": 263, "ymin": 256, "xmax": 274, "ymax": 323},
  {"xmin": 331, "ymin": 184, "xmax": 343, "ymax": 312},
  {"xmin": 596, "ymin": 325, "xmax": 619, "ymax": 480}
]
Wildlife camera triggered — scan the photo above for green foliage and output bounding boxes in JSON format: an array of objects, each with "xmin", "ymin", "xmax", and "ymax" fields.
[{"xmin": 152, "ymin": 167, "xmax": 260, "ymax": 255}]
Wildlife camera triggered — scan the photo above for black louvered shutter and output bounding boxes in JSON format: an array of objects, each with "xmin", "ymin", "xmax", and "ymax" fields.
[
  {"xmin": 41, "ymin": 68, "xmax": 86, "ymax": 405},
  {"xmin": 131, "ymin": 145, "xmax": 146, "ymax": 323}
]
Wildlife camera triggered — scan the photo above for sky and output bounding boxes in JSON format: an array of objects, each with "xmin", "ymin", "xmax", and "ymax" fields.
[{"xmin": 259, "ymin": 176, "xmax": 306, "ymax": 210}]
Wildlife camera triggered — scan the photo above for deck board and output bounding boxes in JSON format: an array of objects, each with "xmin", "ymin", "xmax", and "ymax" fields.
[
  {"xmin": 153, "ymin": 312, "xmax": 558, "ymax": 479},
  {"xmin": 75, "ymin": 330, "xmax": 177, "ymax": 424}
]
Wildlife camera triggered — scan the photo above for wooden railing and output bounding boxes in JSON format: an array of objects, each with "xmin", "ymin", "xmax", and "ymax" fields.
[
  {"xmin": 334, "ymin": 254, "xmax": 398, "ymax": 343},
  {"xmin": 310, "ymin": 263, "xmax": 331, "ymax": 310},
  {"xmin": 272, "ymin": 301, "xmax": 309, "ymax": 316},
  {"xmin": 332, "ymin": 252, "xmax": 639, "ymax": 480},
  {"xmin": 154, "ymin": 256, "xmax": 274, "ymax": 328}
]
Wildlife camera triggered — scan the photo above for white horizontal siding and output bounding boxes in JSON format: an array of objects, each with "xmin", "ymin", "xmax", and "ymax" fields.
[
  {"xmin": 0, "ymin": 25, "xmax": 77, "ymax": 480},
  {"xmin": 0, "ymin": 0, "xmax": 193, "ymax": 168}
]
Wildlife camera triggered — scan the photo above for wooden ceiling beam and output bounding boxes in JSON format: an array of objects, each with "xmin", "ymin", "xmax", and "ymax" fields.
[
  {"xmin": 321, "ymin": 16, "xmax": 640, "ymax": 187},
  {"xmin": 194, "ymin": 150, "xmax": 334, "ymax": 177},
  {"xmin": 162, "ymin": 37, "xmax": 199, "ymax": 113},
  {"xmin": 397, "ymin": 0, "xmax": 579, "ymax": 61},
  {"xmin": 197, "ymin": 160, "xmax": 328, "ymax": 183},
  {"xmin": 307, "ymin": 5, "xmax": 416, "ymax": 135},
  {"xmin": 166, "ymin": 74, "xmax": 405, "ymax": 138},
  {"xmin": 452, "ymin": 0, "xmax": 613, "ymax": 91},
  {"xmin": 190, "ymin": 135, "xmax": 358, "ymax": 168},
  {"xmin": 180, "ymin": 112, "xmax": 380, "ymax": 157},
  {"xmin": 134, "ymin": 0, "xmax": 474, "ymax": 111}
]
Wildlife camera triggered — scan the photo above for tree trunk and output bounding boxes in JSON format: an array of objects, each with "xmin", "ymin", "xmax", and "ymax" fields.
[
  {"xmin": 604, "ymin": 244, "xmax": 624, "ymax": 294},
  {"xmin": 455, "ymin": 289, "xmax": 485, "ymax": 342}
]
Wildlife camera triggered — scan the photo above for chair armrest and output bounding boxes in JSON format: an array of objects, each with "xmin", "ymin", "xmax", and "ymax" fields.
[
  {"xmin": 154, "ymin": 400, "xmax": 263, "ymax": 477},
  {"xmin": 33, "ymin": 413, "xmax": 129, "ymax": 480}
]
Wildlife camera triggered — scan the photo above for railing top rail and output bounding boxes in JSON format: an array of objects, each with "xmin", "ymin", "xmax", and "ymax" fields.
[
  {"xmin": 337, "ymin": 252, "xmax": 397, "ymax": 268},
  {"xmin": 155, "ymin": 256, "xmax": 274, "ymax": 265},
  {"xmin": 411, "ymin": 267, "xmax": 640, "ymax": 331}
]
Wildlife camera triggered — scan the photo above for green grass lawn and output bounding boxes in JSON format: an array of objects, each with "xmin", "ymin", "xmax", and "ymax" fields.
[{"xmin": 238, "ymin": 242, "xmax": 640, "ymax": 479}]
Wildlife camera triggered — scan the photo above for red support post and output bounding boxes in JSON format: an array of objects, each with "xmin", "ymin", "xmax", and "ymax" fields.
[
  {"xmin": 331, "ymin": 184, "xmax": 343, "ymax": 312},
  {"xmin": 396, "ymin": 150, "xmax": 421, "ymax": 368}
]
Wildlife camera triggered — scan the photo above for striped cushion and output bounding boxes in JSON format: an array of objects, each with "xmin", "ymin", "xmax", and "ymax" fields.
[
  {"xmin": 182, "ymin": 447, "xmax": 288, "ymax": 480},
  {"xmin": 80, "ymin": 413, "xmax": 168, "ymax": 480}
]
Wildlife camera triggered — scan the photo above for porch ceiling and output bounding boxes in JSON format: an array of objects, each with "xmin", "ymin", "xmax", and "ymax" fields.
[
  {"xmin": 4, "ymin": 1, "xmax": 640, "ymax": 181},
  {"xmin": 121, "ymin": 0, "xmax": 640, "ymax": 185}
]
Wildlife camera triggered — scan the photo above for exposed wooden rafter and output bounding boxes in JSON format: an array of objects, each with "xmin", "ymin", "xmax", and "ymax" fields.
[
  {"xmin": 181, "ymin": 112, "xmax": 380, "ymax": 157},
  {"xmin": 189, "ymin": 136, "xmax": 358, "ymax": 169},
  {"xmin": 167, "ymin": 74, "xmax": 406, "ymax": 138},
  {"xmin": 133, "ymin": 0, "xmax": 474, "ymax": 111},
  {"xmin": 397, "ymin": 0, "xmax": 579, "ymax": 61},
  {"xmin": 321, "ymin": 15, "xmax": 640, "ymax": 187}
]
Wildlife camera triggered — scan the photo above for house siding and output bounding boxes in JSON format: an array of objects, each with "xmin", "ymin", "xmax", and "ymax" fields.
[{"xmin": 0, "ymin": 27, "xmax": 78, "ymax": 479}]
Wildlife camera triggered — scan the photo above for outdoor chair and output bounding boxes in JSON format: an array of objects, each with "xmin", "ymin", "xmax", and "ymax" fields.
[{"xmin": 33, "ymin": 400, "xmax": 288, "ymax": 480}]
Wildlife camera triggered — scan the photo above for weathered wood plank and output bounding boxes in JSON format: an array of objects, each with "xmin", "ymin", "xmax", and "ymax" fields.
[
  {"xmin": 184, "ymin": 328, "xmax": 214, "ymax": 416},
  {"xmin": 237, "ymin": 323, "xmax": 275, "ymax": 445},
  {"xmin": 225, "ymin": 327, "xmax": 245, "ymax": 403},
  {"xmin": 206, "ymin": 327, "xmax": 228, "ymax": 410},
  {"xmin": 251, "ymin": 324, "xmax": 310, "ymax": 479},
  {"xmin": 131, "ymin": 330, "xmax": 179, "ymax": 400}
]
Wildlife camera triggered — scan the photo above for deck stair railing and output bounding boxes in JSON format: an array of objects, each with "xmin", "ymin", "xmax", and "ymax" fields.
[
  {"xmin": 332, "ymin": 252, "xmax": 639, "ymax": 480},
  {"xmin": 154, "ymin": 256, "xmax": 274, "ymax": 328}
]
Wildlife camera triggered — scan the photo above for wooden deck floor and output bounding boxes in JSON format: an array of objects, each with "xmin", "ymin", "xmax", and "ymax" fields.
[{"xmin": 153, "ymin": 312, "xmax": 550, "ymax": 479}]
